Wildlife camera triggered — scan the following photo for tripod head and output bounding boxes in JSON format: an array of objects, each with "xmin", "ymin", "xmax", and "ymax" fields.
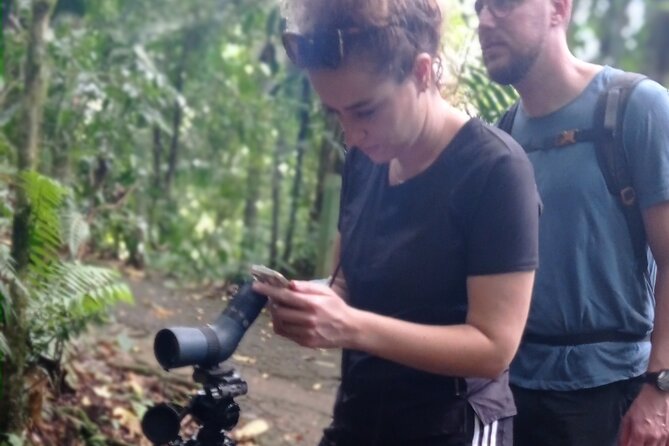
[
  {"xmin": 141, "ymin": 364, "xmax": 248, "ymax": 446},
  {"xmin": 142, "ymin": 278, "xmax": 270, "ymax": 445}
]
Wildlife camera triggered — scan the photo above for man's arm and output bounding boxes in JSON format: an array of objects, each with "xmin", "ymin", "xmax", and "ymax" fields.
[{"xmin": 619, "ymin": 201, "xmax": 669, "ymax": 446}]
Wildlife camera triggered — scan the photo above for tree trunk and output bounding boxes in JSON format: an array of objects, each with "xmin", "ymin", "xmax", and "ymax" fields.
[
  {"xmin": 241, "ymin": 154, "xmax": 262, "ymax": 262},
  {"xmin": 309, "ymin": 115, "xmax": 344, "ymax": 277},
  {"xmin": 282, "ymin": 77, "xmax": 310, "ymax": 264},
  {"xmin": 595, "ymin": 0, "xmax": 630, "ymax": 66},
  {"xmin": 48, "ymin": 90, "xmax": 73, "ymax": 183},
  {"xmin": 269, "ymin": 139, "xmax": 283, "ymax": 267},
  {"xmin": 163, "ymin": 98, "xmax": 183, "ymax": 195},
  {"xmin": 164, "ymin": 30, "xmax": 196, "ymax": 196},
  {"xmin": 1, "ymin": 0, "xmax": 56, "ymax": 434},
  {"xmin": 49, "ymin": 140, "xmax": 70, "ymax": 181},
  {"xmin": 147, "ymin": 124, "xmax": 164, "ymax": 241},
  {"xmin": 152, "ymin": 125, "xmax": 164, "ymax": 191},
  {"xmin": 309, "ymin": 114, "xmax": 343, "ymax": 229},
  {"xmin": 2, "ymin": 0, "xmax": 12, "ymax": 31},
  {"xmin": 645, "ymin": 3, "xmax": 669, "ymax": 86}
]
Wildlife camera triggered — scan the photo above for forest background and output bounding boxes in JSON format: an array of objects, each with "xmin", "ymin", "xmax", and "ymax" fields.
[{"xmin": 0, "ymin": 0, "xmax": 668, "ymax": 444}]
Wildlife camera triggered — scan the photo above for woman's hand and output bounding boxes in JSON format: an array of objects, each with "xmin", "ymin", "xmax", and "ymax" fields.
[{"xmin": 252, "ymin": 280, "xmax": 355, "ymax": 349}]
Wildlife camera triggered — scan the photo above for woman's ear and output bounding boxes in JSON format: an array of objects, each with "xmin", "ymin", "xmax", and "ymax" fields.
[{"xmin": 412, "ymin": 53, "xmax": 433, "ymax": 91}]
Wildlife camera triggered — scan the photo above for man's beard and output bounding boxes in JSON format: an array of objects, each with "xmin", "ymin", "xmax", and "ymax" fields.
[{"xmin": 484, "ymin": 44, "xmax": 542, "ymax": 86}]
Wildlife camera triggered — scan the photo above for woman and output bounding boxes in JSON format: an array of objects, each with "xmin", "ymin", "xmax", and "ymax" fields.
[{"xmin": 252, "ymin": 0, "xmax": 539, "ymax": 444}]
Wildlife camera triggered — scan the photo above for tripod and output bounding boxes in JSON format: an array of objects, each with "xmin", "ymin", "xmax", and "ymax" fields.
[{"xmin": 142, "ymin": 365, "xmax": 248, "ymax": 446}]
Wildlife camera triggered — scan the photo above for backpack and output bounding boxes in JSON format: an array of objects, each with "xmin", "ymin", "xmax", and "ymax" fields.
[{"xmin": 498, "ymin": 72, "xmax": 649, "ymax": 274}]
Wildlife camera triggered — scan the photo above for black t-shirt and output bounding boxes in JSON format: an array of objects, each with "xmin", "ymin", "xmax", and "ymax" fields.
[{"xmin": 335, "ymin": 118, "xmax": 540, "ymax": 436}]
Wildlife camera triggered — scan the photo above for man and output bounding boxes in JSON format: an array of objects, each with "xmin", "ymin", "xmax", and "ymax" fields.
[{"xmin": 476, "ymin": 0, "xmax": 669, "ymax": 445}]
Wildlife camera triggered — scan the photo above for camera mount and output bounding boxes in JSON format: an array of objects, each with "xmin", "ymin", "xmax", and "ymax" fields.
[
  {"xmin": 142, "ymin": 281, "xmax": 268, "ymax": 445},
  {"xmin": 141, "ymin": 364, "xmax": 248, "ymax": 446}
]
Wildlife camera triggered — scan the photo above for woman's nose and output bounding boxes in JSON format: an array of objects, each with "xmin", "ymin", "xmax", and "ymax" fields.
[{"xmin": 343, "ymin": 128, "xmax": 368, "ymax": 148}]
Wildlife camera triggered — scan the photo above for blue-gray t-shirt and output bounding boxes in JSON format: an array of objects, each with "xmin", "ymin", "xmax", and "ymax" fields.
[{"xmin": 509, "ymin": 66, "xmax": 669, "ymax": 390}]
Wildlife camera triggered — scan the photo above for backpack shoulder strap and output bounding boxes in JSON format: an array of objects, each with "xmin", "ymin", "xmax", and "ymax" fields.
[
  {"xmin": 594, "ymin": 71, "xmax": 648, "ymax": 271},
  {"xmin": 497, "ymin": 102, "xmax": 520, "ymax": 136}
]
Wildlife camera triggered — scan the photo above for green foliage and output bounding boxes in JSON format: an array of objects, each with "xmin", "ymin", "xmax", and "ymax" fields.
[
  {"xmin": 20, "ymin": 172, "xmax": 67, "ymax": 275},
  {"xmin": 2, "ymin": 0, "xmax": 662, "ymax": 287},
  {"xmin": 2, "ymin": 433, "xmax": 25, "ymax": 446},
  {"xmin": 0, "ymin": 243, "xmax": 22, "ymax": 358},
  {"xmin": 2, "ymin": 171, "xmax": 133, "ymax": 362},
  {"xmin": 458, "ymin": 60, "xmax": 519, "ymax": 124},
  {"xmin": 28, "ymin": 262, "xmax": 133, "ymax": 355}
]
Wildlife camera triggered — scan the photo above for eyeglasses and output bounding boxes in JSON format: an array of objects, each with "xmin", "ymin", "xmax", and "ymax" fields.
[
  {"xmin": 474, "ymin": 0, "xmax": 523, "ymax": 18},
  {"xmin": 282, "ymin": 27, "xmax": 382, "ymax": 70}
]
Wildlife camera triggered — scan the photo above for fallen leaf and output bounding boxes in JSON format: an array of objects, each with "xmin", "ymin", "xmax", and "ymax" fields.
[
  {"xmin": 315, "ymin": 360, "xmax": 336, "ymax": 369},
  {"xmin": 151, "ymin": 303, "xmax": 175, "ymax": 319},
  {"xmin": 233, "ymin": 419, "xmax": 270, "ymax": 441},
  {"xmin": 126, "ymin": 373, "xmax": 144, "ymax": 397},
  {"xmin": 116, "ymin": 333, "xmax": 135, "ymax": 353},
  {"xmin": 283, "ymin": 433, "xmax": 305, "ymax": 442},
  {"xmin": 123, "ymin": 267, "xmax": 146, "ymax": 280},
  {"xmin": 232, "ymin": 354, "xmax": 257, "ymax": 365},
  {"xmin": 93, "ymin": 386, "xmax": 112, "ymax": 399},
  {"xmin": 113, "ymin": 406, "xmax": 142, "ymax": 437}
]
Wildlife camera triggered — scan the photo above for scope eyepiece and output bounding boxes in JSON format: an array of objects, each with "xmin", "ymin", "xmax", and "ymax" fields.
[{"xmin": 153, "ymin": 282, "xmax": 268, "ymax": 369}]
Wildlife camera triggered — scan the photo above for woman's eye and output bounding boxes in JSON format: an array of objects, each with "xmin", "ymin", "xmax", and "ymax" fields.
[
  {"xmin": 324, "ymin": 108, "xmax": 338, "ymax": 117},
  {"xmin": 355, "ymin": 108, "xmax": 376, "ymax": 119}
]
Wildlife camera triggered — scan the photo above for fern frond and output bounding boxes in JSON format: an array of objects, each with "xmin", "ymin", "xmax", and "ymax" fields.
[
  {"xmin": 62, "ymin": 210, "xmax": 90, "ymax": 260},
  {"xmin": 28, "ymin": 261, "xmax": 133, "ymax": 353},
  {"xmin": 32, "ymin": 262, "xmax": 133, "ymax": 315},
  {"xmin": 0, "ymin": 246, "xmax": 14, "ymax": 358},
  {"xmin": 0, "ymin": 332, "xmax": 10, "ymax": 357},
  {"xmin": 17, "ymin": 171, "xmax": 68, "ymax": 288},
  {"xmin": 0, "ymin": 244, "xmax": 17, "ymax": 281},
  {"xmin": 9, "ymin": 171, "xmax": 134, "ymax": 362},
  {"xmin": 0, "ymin": 244, "xmax": 29, "ymax": 304},
  {"xmin": 0, "ymin": 163, "xmax": 15, "ymax": 183}
]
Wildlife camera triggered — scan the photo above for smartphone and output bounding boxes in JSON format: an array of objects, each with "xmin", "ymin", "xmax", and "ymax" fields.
[{"xmin": 250, "ymin": 264, "xmax": 291, "ymax": 288}]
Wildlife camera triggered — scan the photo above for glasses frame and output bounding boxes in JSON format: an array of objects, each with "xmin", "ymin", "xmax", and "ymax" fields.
[
  {"xmin": 474, "ymin": 0, "xmax": 523, "ymax": 19},
  {"xmin": 282, "ymin": 26, "xmax": 383, "ymax": 70}
]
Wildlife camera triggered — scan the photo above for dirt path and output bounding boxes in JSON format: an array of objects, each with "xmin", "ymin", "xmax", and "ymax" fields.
[{"xmin": 103, "ymin": 271, "xmax": 340, "ymax": 445}]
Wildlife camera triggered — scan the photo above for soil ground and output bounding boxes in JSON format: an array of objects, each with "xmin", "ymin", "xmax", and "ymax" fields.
[{"xmin": 98, "ymin": 270, "xmax": 340, "ymax": 445}]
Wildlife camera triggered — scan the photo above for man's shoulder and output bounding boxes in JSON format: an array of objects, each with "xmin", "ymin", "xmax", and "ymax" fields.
[
  {"xmin": 625, "ymin": 75, "xmax": 669, "ymax": 112},
  {"xmin": 602, "ymin": 66, "xmax": 667, "ymax": 105}
]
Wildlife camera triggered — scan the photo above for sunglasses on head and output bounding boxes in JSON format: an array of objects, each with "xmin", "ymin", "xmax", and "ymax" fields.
[
  {"xmin": 282, "ymin": 27, "xmax": 383, "ymax": 70},
  {"xmin": 474, "ymin": 0, "xmax": 524, "ymax": 18}
]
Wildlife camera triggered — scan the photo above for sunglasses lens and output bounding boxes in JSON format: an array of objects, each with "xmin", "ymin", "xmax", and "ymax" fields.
[
  {"xmin": 282, "ymin": 33, "xmax": 303, "ymax": 66},
  {"xmin": 282, "ymin": 30, "xmax": 344, "ymax": 69},
  {"xmin": 312, "ymin": 30, "xmax": 343, "ymax": 68}
]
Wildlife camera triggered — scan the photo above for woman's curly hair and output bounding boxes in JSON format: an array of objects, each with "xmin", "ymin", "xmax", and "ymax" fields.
[{"xmin": 281, "ymin": 0, "xmax": 442, "ymax": 81}]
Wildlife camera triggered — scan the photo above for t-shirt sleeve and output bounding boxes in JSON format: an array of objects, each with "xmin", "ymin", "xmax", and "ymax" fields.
[
  {"xmin": 624, "ymin": 80, "xmax": 669, "ymax": 209},
  {"xmin": 466, "ymin": 152, "xmax": 540, "ymax": 275}
]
